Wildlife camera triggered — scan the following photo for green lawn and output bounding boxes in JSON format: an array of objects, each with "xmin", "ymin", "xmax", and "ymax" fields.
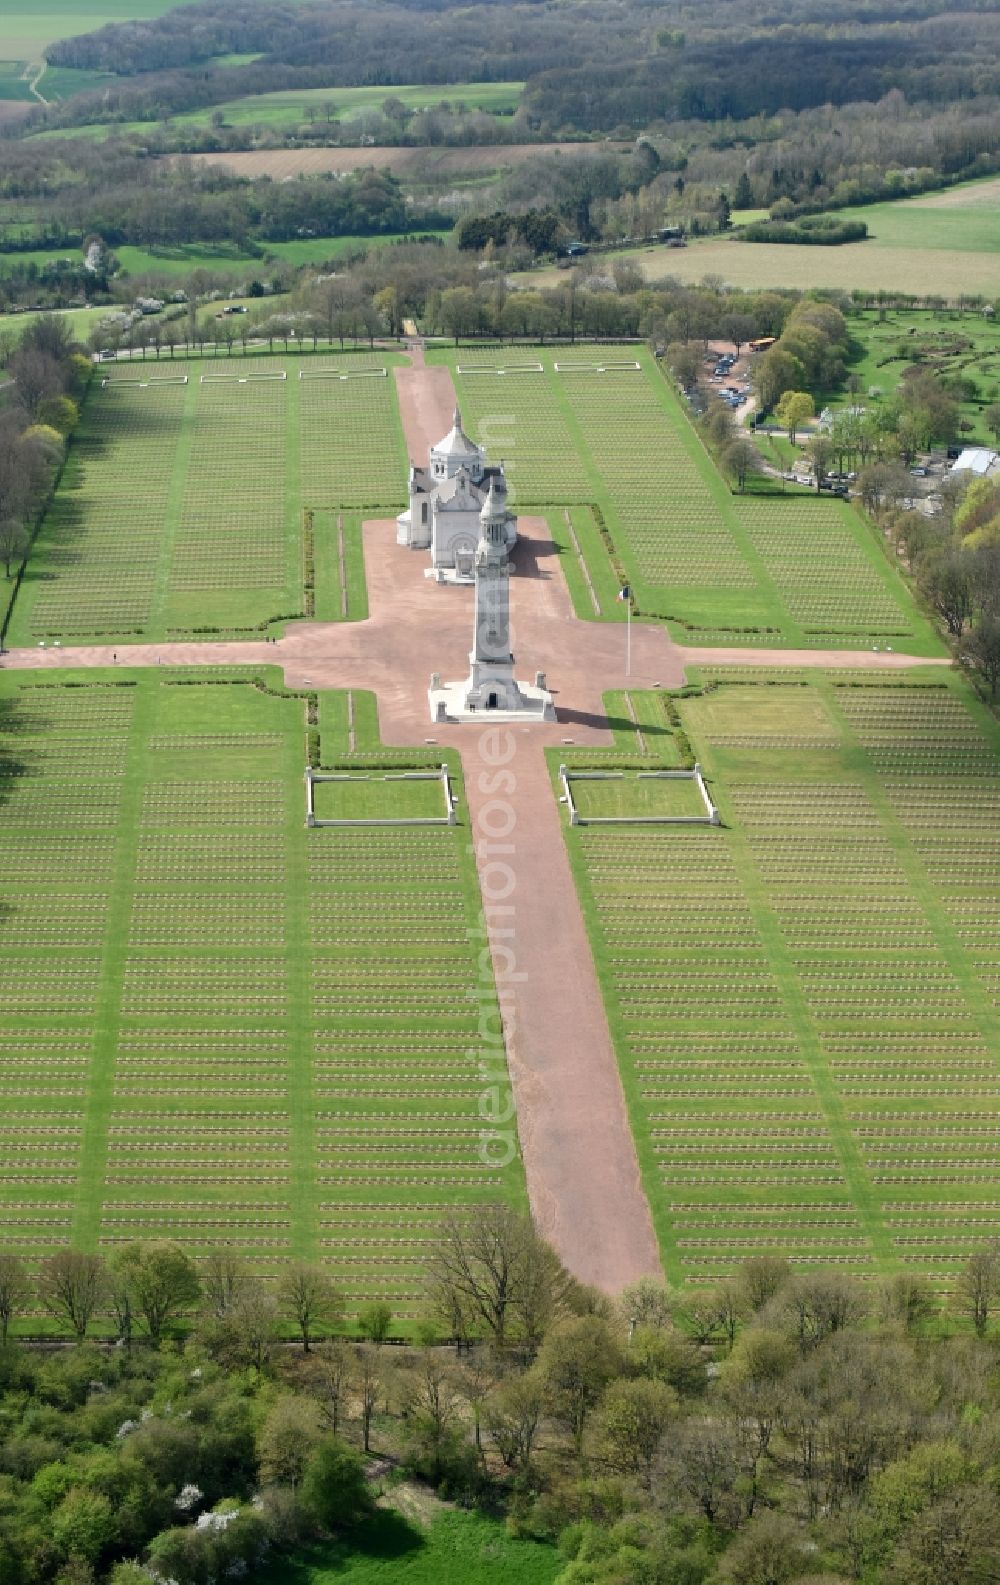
[
  {"xmin": 0, "ymin": 670, "xmax": 524, "ymax": 1327},
  {"xmin": 834, "ymin": 307, "xmax": 1000, "ymax": 448},
  {"xmin": 555, "ymin": 671, "xmax": 1000, "ymax": 1292},
  {"xmin": 268, "ymin": 1512, "xmax": 559, "ymax": 1585},
  {"xmin": 569, "ymin": 771, "xmax": 707, "ymax": 820},
  {"xmin": 0, "ymin": 305, "xmax": 107, "ymax": 342},
  {"xmin": 430, "ymin": 345, "xmax": 943, "ymax": 652},
  {"xmin": 311, "ymin": 772, "xmax": 448, "ymax": 822},
  {"xmin": 7, "ymin": 350, "xmax": 407, "ymax": 646}
]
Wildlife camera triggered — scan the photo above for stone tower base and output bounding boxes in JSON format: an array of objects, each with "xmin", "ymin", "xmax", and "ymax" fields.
[{"xmin": 429, "ymin": 674, "xmax": 556, "ymax": 724}]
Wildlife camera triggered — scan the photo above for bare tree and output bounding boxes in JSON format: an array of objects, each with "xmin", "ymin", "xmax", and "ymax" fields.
[
  {"xmin": 736, "ymin": 1256, "xmax": 791, "ymax": 1314},
  {"xmin": 38, "ymin": 1250, "xmax": 108, "ymax": 1341},
  {"xmin": 278, "ymin": 1260, "xmax": 341, "ymax": 1353},
  {"xmin": 954, "ymin": 1243, "xmax": 1000, "ymax": 1337},
  {"xmin": 201, "ymin": 1250, "xmax": 252, "ymax": 1319},
  {"xmin": 723, "ymin": 437, "xmax": 762, "ymax": 493},
  {"xmin": 355, "ymin": 1344, "xmax": 384, "ymax": 1454},
  {"xmin": 307, "ymin": 1338, "xmax": 354, "ymax": 1439},
  {"xmin": 485, "ymin": 1367, "xmax": 546, "ymax": 1471},
  {"xmin": 0, "ymin": 1253, "xmax": 30, "ymax": 1344},
  {"xmin": 0, "ymin": 518, "xmax": 28, "ymax": 579},
  {"xmin": 428, "ymin": 1204, "xmax": 574, "ymax": 1350}
]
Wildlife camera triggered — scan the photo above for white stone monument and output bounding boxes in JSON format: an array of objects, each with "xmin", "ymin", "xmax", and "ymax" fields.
[
  {"xmin": 397, "ymin": 407, "xmax": 516, "ymax": 582},
  {"xmin": 428, "ymin": 483, "xmax": 555, "ymax": 723}
]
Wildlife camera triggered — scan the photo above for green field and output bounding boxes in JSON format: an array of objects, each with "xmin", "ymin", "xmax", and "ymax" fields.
[
  {"xmin": 30, "ymin": 80, "xmax": 524, "ymax": 140},
  {"xmin": 0, "ymin": 670, "xmax": 523, "ymax": 1324},
  {"xmin": 0, "ymin": 61, "xmax": 35, "ymax": 101},
  {"xmin": 559, "ymin": 671, "xmax": 1000, "ymax": 1292},
  {"xmin": 528, "ymin": 174, "xmax": 1000, "ymax": 297},
  {"xmin": 833, "ymin": 307, "xmax": 1000, "ymax": 446},
  {"xmin": 7, "ymin": 352, "xmax": 406, "ymax": 645},
  {"xmin": 433, "ymin": 346, "xmax": 942, "ymax": 651},
  {"xmin": 271, "ymin": 1513, "xmax": 559, "ymax": 1585},
  {"xmin": 0, "ymin": 305, "xmax": 108, "ymax": 343},
  {"xmin": 0, "ymin": 232, "xmax": 447, "ymax": 280},
  {"xmin": 3, "ymin": 2, "xmax": 203, "ymax": 56}
]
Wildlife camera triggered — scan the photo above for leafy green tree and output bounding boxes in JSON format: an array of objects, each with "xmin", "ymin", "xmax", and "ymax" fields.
[
  {"xmin": 50, "ymin": 1490, "xmax": 117, "ymax": 1566},
  {"xmin": 538, "ymin": 1315, "xmax": 622, "ymax": 1457},
  {"xmin": 356, "ymin": 1300, "xmax": 392, "ymax": 1343},
  {"xmin": 775, "ymin": 389, "xmax": 815, "ymax": 442},
  {"xmin": 35, "ymin": 396, "xmax": 79, "ymax": 437},
  {"xmin": 753, "ymin": 348, "xmax": 804, "ymax": 414},
  {"xmin": 258, "ymin": 1397, "xmax": 324, "ymax": 1491},
  {"xmin": 599, "ymin": 1377, "xmax": 677, "ymax": 1484},
  {"xmin": 716, "ymin": 1509, "xmax": 811, "ymax": 1584},
  {"xmin": 110, "ymin": 1243, "xmax": 200, "ymax": 1347},
  {"xmin": 299, "ymin": 1438, "xmax": 373, "ymax": 1530}
]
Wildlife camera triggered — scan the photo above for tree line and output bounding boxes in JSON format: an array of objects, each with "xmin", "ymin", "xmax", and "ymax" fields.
[
  {"xmin": 0, "ymin": 316, "xmax": 88, "ymax": 590},
  {"xmin": 38, "ymin": 0, "xmax": 1000, "ymax": 146},
  {"xmin": 3, "ymin": 1210, "xmax": 1000, "ymax": 1585}
]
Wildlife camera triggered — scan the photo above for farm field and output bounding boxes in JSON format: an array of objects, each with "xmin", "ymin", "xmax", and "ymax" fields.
[
  {"xmin": 30, "ymin": 81, "xmax": 525, "ymax": 140},
  {"xmin": 6, "ymin": 351, "xmax": 407, "ymax": 645},
  {"xmin": 527, "ymin": 176, "xmax": 1000, "ymax": 295},
  {"xmin": 0, "ymin": 232, "xmax": 445, "ymax": 280},
  {"xmin": 182, "ymin": 145, "xmax": 567, "ymax": 181},
  {"xmin": 3, "ymin": 2, "xmax": 195, "ymax": 57},
  {"xmin": 0, "ymin": 62, "xmax": 35, "ymax": 101},
  {"xmin": 434, "ymin": 346, "xmax": 941, "ymax": 651},
  {"xmin": 560, "ymin": 671, "xmax": 1000, "ymax": 1293},
  {"xmin": 533, "ymin": 236, "xmax": 1000, "ymax": 296},
  {"xmin": 0, "ymin": 669, "xmax": 523, "ymax": 1326}
]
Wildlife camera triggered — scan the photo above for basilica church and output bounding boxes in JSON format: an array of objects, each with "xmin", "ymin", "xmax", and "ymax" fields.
[{"xmin": 396, "ymin": 407, "xmax": 517, "ymax": 580}]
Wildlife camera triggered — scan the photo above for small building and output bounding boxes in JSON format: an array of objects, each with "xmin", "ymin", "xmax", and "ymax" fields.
[
  {"xmin": 397, "ymin": 407, "xmax": 516, "ymax": 582},
  {"xmin": 949, "ymin": 446, "xmax": 1000, "ymax": 478}
]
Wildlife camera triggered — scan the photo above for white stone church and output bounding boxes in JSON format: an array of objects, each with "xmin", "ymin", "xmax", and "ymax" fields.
[{"xmin": 396, "ymin": 407, "xmax": 516, "ymax": 581}]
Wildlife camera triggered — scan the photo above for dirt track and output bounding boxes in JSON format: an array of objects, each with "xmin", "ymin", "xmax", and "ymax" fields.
[{"xmin": 1, "ymin": 358, "xmax": 948, "ymax": 1293}]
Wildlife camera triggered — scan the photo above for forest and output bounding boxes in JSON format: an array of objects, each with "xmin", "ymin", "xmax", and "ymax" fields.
[
  {"xmin": 2, "ymin": 1212, "xmax": 1000, "ymax": 1585},
  {"xmin": 30, "ymin": 0, "xmax": 1000, "ymax": 142}
]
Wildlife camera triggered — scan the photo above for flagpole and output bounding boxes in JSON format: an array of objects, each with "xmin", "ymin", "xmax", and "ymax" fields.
[{"xmin": 626, "ymin": 596, "xmax": 631, "ymax": 677}]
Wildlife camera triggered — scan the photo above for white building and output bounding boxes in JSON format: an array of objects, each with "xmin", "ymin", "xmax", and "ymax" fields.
[
  {"xmin": 950, "ymin": 446, "xmax": 1000, "ymax": 479},
  {"xmin": 397, "ymin": 407, "xmax": 516, "ymax": 581}
]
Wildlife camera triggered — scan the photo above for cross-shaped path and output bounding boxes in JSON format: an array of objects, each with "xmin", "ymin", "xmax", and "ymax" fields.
[{"xmin": 0, "ymin": 361, "xmax": 948, "ymax": 1292}]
